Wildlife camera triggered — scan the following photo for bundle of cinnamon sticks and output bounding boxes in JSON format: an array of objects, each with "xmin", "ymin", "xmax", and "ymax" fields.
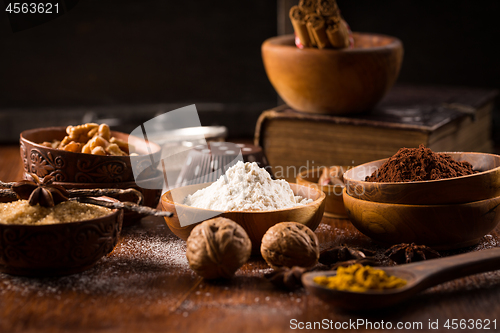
[{"xmin": 289, "ymin": 0, "xmax": 351, "ymax": 49}]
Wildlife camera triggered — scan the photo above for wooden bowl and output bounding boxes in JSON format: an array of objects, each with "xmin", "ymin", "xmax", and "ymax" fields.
[
  {"xmin": 342, "ymin": 189, "xmax": 500, "ymax": 250},
  {"xmin": 161, "ymin": 183, "xmax": 326, "ymax": 253},
  {"xmin": 261, "ymin": 33, "xmax": 403, "ymax": 114},
  {"xmin": 20, "ymin": 127, "xmax": 161, "ymax": 183},
  {"xmin": 20, "ymin": 127, "xmax": 163, "ymax": 224},
  {"xmin": 296, "ymin": 167, "xmax": 348, "ymax": 218},
  {"xmin": 343, "ymin": 152, "xmax": 500, "ymax": 205},
  {"xmin": 0, "ymin": 197, "xmax": 123, "ymax": 276}
]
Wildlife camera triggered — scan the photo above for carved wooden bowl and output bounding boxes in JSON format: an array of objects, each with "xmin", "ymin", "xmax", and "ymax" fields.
[
  {"xmin": 296, "ymin": 167, "xmax": 349, "ymax": 218},
  {"xmin": 261, "ymin": 33, "xmax": 403, "ymax": 114},
  {"xmin": 343, "ymin": 152, "xmax": 500, "ymax": 205},
  {"xmin": 20, "ymin": 127, "xmax": 161, "ymax": 183},
  {"xmin": 20, "ymin": 127, "xmax": 163, "ymax": 224},
  {"xmin": 0, "ymin": 197, "xmax": 123, "ymax": 276},
  {"xmin": 342, "ymin": 189, "xmax": 500, "ymax": 250},
  {"xmin": 161, "ymin": 183, "xmax": 326, "ymax": 253}
]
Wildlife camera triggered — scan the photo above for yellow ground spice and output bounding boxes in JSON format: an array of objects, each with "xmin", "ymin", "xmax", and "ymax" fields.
[{"xmin": 313, "ymin": 264, "xmax": 407, "ymax": 292}]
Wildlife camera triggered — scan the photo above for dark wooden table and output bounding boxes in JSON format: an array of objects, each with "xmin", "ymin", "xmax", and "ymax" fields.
[{"xmin": 1, "ymin": 145, "xmax": 499, "ymax": 333}]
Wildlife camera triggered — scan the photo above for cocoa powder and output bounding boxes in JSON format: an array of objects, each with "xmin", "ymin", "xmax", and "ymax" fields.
[{"xmin": 366, "ymin": 145, "xmax": 477, "ymax": 182}]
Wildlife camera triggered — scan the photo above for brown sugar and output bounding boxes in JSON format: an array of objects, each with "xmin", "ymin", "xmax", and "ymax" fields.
[
  {"xmin": 0, "ymin": 200, "xmax": 112, "ymax": 225},
  {"xmin": 366, "ymin": 145, "xmax": 477, "ymax": 182}
]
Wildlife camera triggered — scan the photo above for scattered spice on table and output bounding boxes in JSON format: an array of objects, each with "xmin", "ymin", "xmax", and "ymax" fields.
[
  {"xmin": 319, "ymin": 244, "xmax": 376, "ymax": 265},
  {"xmin": 264, "ymin": 266, "xmax": 309, "ymax": 291},
  {"xmin": 385, "ymin": 243, "xmax": 441, "ymax": 264}
]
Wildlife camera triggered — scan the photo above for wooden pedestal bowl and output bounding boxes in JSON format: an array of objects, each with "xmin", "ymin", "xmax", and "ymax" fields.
[
  {"xmin": 342, "ymin": 189, "xmax": 500, "ymax": 250},
  {"xmin": 20, "ymin": 127, "xmax": 163, "ymax": 225},
  {"xmin": 0, "ymin": 197, "xmax": 123, "ymax": 276},
  {"xmin": 261, "ymin": 33, "xmax": 403, "ymax": 114},
  {"xmin": 161, "ymin": 183, "xmax": 326, "ymax": 253},
  {"xmin": 296, "ymin": 167, "xmax": 349, "ymax": 218},
  {"xmin": 343, "ymin": 152, "xmax": 500, "ymax": 205}
]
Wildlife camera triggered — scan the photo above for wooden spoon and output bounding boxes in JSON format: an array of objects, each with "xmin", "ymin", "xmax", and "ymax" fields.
[{"xmin": 302, "ymin": 248, "xmax": 500, "ymax": 310}]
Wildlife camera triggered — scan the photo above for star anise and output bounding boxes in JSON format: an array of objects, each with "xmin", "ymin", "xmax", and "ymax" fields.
[
  {"xmin": 264, "ymin": 266, "xmax": 309, "ymax": 291},
  {"xmin": 319, "ymin": 244, "xmax": 376, "ymax": 266},
  {"xmin": 384, "ymin": 243, "xmax": 441, "ymax": 264},
  {"xmin": 12, "ymin": 174, "xmax": 69, "ymax": 207}
]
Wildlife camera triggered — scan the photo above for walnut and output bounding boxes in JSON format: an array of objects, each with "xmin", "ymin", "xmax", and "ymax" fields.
[
  {"xmin": 186, "ymin": 217, "xmax": 252, "ymax": 279},
  {"xmin": 260, "ymin": 222, "xmax": 319, "ymax": 269}
]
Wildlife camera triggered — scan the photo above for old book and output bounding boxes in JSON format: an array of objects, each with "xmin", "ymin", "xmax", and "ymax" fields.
[{"xmin": 254, "ymin": 85, "xmax": 497, "ymax": 182}]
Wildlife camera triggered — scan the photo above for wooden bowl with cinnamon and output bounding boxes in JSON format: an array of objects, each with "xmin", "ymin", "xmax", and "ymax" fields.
[
  {"xmin": 161, "ymin": 183, "xmax": 326, "ymax": 253},
  {"xmin": 343, "ymin": 152, "xmax": 500, "ymax": 205},
  {"xmin": 261, "ymin": 33, "xmax": 403, "ymax": 114}
]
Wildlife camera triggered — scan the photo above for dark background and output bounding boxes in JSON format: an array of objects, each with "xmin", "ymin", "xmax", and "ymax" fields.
[
  {"xmin": 338, "ymin": 0, "xmax": 500, "ymax": 89},
  {"xmin": 0, "ymin": 0, "xmax": 499, "ymax": 140}
]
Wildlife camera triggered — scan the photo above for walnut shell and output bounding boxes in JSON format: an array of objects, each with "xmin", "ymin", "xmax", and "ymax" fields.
[
  {"xmin": 260, "ymin": 222, "xmax": 319, "ymax": 269},
  {"xmin": 186, "ymin": 217, "xmax": 252, "ymax": 279}
]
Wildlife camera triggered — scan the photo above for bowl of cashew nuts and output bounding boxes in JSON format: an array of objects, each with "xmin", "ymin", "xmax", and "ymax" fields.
[{"xmin": 20, "ymin": 123, "xmax": 163, "ymax": 225}]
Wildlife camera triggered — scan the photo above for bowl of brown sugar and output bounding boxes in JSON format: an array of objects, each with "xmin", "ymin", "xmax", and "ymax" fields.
[
  {"xmin": 342, "ymin": 145, "xmax": 500, "ymax": 250},
  {"xmin": 0, "ymin": 197, "xmax": 123, "ymax": 276}
]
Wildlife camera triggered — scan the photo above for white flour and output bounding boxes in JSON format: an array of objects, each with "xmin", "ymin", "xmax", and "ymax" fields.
[{"xmin": 184, "ymin": 161, "xmax": 312, "ymax": 211}]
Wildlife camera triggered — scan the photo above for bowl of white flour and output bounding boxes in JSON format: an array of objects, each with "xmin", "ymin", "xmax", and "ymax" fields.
[{"xmin": 161, "ymin": 162, "xmax": 326, "ymax": 252}]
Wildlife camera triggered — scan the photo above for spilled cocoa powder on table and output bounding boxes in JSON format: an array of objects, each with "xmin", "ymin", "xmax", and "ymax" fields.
[{"xmin": 366, "ymin": 145, "xmax": 478, "ymax": 182}]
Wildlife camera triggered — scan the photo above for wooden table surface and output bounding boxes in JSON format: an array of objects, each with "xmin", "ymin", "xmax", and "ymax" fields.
[{"xmin": 1, "ymin": 144, "xmax": 500, "ymax": 333}]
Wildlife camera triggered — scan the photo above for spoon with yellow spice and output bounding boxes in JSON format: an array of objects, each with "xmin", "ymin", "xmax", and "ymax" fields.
[{"xmin": 302, "ymin": 248, "xmax": 500, "ymax": 310}]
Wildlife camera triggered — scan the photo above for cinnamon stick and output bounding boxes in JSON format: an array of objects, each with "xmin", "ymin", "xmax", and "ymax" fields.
[
  {"xmin": 68, "ymin": 188, "xmax": 144, "ymax": 205},
  {"xmin": 289, "ymin": 6, "xmax": 312, "ymax": 47},
  {"xmin": 1, "ymin": 181, "xmax": 145, "ymax": 206},
  {"xmin": 73, "ymin": 197, "xmax": 173, "ymax": 217},
  {"xmin": 326, "ymin": 17, "xmax": 350, "ymax": 48},
  {"xmin": 316, "ymin": 0, "xmax": 339, "ymax": 17},
  {"xmin": 306, "ymin": 14, "xmax": 330, "ymax": 49},
  {"xmin": 298, "ymin": 0, "xmax": 317, "ymax": 14}
]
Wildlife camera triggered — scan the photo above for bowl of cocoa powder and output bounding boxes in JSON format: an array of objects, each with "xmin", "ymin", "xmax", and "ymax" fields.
[
  {"xmin": 341, "ymin": 146, "xmax": 500, "ymax": 249},
  {"xmin": 343, "ymin": 145, "xmax": 500, "ymax": 205}
]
